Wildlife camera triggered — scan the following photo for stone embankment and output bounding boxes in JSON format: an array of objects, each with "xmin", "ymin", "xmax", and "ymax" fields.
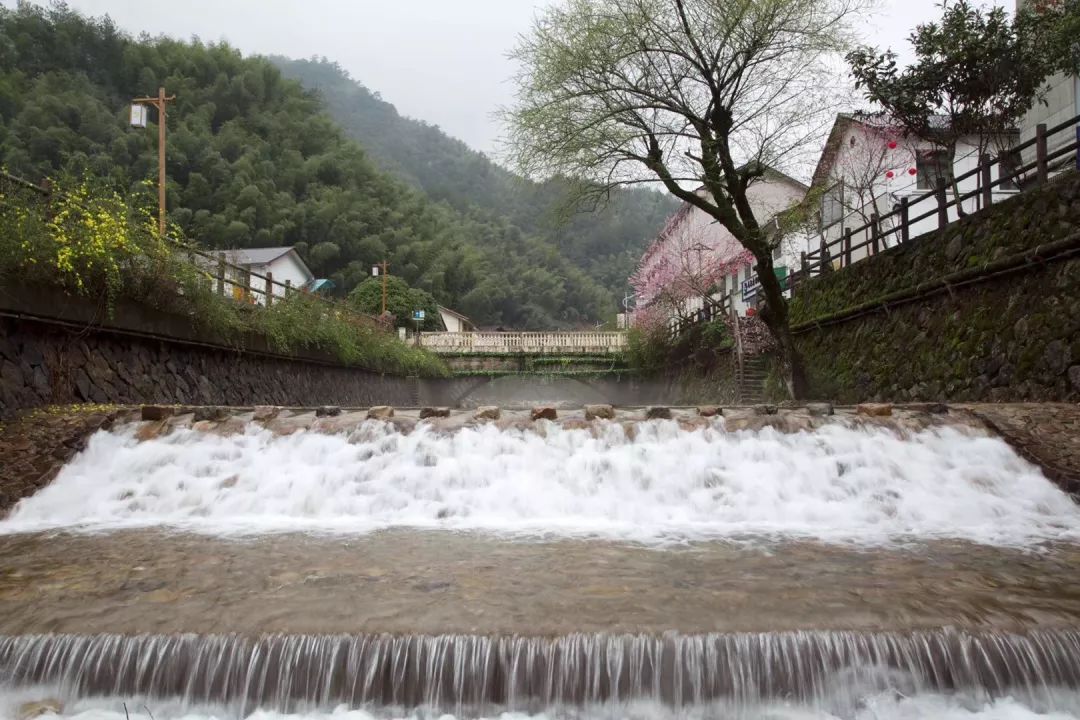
[
  {"xmin": 954, "ymin": 403, "xmax": 1080, "ymax": 495},
  {"xmin": 0, "ymin": 405, "xmax": 123, "ymax": 512}
]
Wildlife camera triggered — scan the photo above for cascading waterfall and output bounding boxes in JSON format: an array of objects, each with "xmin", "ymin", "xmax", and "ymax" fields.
[
  {"xmin": 2, "ymin": 419, "xmax": 1077, "ymax": 545},
  {"xmin": 3, "ymin": 415, "xmax": 1080, "ymax": 718},
  {"xmin": 3, "ymin": 630, "xmax": 1080, "ymax": 715}
]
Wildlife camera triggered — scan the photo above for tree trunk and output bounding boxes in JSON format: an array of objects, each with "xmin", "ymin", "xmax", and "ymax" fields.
[
  {"xmin": 753, "ymin": 252, "xmax": 808, "ymax": 400},
  {"xmin": 945, "ymin": 142, "xmax": 967, "ymax": 218}
]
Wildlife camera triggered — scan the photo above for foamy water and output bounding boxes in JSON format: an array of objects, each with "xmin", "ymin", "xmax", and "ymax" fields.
[
  {"xmin": 4, "ymin": 420, "xmax": 1076, "ymax": 545},
  {"xmin": 5, "ymin": 693, "xmax": 1080, "ymax": 720}
]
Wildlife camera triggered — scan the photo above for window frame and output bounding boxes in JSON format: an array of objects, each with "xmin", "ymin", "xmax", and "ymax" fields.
[{"xmin": 916, "ymin": 149, "xmax": 952, "ymax": 191}]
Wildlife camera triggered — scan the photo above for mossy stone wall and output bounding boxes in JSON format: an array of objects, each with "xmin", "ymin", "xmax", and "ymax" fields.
[{"xmin": 790, "ymin": 173, "xmax": 1080, "ymax": 403}]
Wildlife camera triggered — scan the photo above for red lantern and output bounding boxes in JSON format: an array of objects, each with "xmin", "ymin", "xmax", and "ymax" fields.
[
  {"xmin": 886, "ymin": 170, "xmax": 895, "ymax": 179},
  {"xmin": 908, "ymin": 167, "xmax": 917, "ymax": 176},
  {"xmin": 888, "ymin": 140, "xmax": 898, "ymax": 150}
]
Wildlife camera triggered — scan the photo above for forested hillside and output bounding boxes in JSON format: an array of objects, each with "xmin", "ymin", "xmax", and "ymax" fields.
[
  {"xmin": 273, "ymin": 58, "xmax": 678, "ymax": 307},
  {"xmin": 0, "ymin": 4, "xmax": 664, "ymax": 329}
]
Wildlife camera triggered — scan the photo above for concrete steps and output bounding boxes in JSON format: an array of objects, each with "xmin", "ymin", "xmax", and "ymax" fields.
[{"xmin": 738, "ymin": 356, "xmax": 770, "ymax": 404}]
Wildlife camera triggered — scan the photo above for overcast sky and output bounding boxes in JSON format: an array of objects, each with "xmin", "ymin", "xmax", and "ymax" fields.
[{"xmin": 6, "ymin": 0, "xmax": 1009, "ymax": 156}]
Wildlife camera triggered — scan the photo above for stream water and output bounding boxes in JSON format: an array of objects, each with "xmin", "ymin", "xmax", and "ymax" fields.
[{"xmin": 1, "ymin": 415, "xmax": 1079, "ymax": 719}]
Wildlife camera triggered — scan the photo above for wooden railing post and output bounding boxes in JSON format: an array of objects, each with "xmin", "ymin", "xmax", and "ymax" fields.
[
  {"xmin": 285, "ymin": 279, "xmax": 292, "ymax": 297},
  {"xmin": 216, "ymin": 257, "xmax": 225, "ymax": 297},
  {"xmin": 799, "ymin": 251, "xmax": 808, "ymax": 285},
  {"xmin": 1036, "ymin": 123, "xmax": 1049, "ymax": 183},
  {"xmin": 819, "ymin": 236, "xmax": 831, "ymax": 272},
  {"xmin": 935, "ymin": 177, "xmax": 949, "ymax": 230},
  {"xmin": 843, "ymin": 228, "xmax": 853, "ymax": 268},
  {"xmin": 870, "ymin": 213, "xmax": 880, "ymax": 255},
  {"xmin": 900, "ymin": 197, "xmax": 910, "ymax": 243},
  {"xmin": 265, "ymin": 271, "xmax": 273, "ymax": 307},
  {"xmin": 979, "ymin": 153, "xmax": 993, "ymax": 210},
  {"xmin": 243, "ymin": 269, "xmax": 252, "ymax": 303}
]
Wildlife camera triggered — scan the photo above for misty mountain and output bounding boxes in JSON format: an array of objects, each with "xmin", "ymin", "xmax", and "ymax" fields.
[{"xmin": 273, "ymin": 57, "xmax": 679, "ymax": 306}]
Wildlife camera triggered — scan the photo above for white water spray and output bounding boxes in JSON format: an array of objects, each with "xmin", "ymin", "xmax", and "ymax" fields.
[
  {"xmin": 3, "ymin": 420, "xmax": 1076, "ymax": 545},
  {"xmin": 5, "ymin": 694, "xmax": 1080, "ymax": 720}
]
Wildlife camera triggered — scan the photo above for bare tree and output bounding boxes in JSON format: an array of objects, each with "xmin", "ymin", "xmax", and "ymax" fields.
[
  {"xmin": 817, "ymin": 114, "xmax": 920, "ymax": 251},
  {"xmin": 505, "ymin": 0, "xmax": 870, "ymax": 398}
]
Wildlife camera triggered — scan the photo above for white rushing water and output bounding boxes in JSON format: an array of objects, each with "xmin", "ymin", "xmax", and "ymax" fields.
[
  {"xmin": 5, "ymin": 692, "xmax": 1080, "ymax": 720},
  {"xmin": 2, "ymin": 420, "xmax": 1078, "ymax": 545}
]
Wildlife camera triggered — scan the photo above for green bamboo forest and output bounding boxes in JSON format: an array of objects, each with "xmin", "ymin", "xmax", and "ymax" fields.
[{"xmin": 0, "ymin": 3, "xmax": 676, "ymax": 329}]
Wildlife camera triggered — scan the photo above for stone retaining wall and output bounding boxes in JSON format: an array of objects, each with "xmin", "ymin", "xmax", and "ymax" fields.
[
  {"xmin": 0, "ymin": 284, "xmax": 422, "ymax": 418},
  {"xmin": 0, "ymin": 315, "xmax": 418, "ymax": 418},
  {"xmin": 790, "ymin": 172, "xmax": 1080, "ymax": 403}
]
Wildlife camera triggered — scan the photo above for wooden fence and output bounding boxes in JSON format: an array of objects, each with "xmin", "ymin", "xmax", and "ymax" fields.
[
  {"xmin": 666, "ymin": 294, "xmax": 733, "ymax": 342},
  {"xmin": 792, "ymin": 115, "xmax": 1080, "ymax": 285},
  {"xmin": 420, "ymin": 331, "xmax": 628, "ymax": 355}
]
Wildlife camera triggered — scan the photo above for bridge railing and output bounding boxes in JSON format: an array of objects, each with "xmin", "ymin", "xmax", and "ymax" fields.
[{"xmin": 419, "ymin": 331, "xmax": 627, "ymax": 354}]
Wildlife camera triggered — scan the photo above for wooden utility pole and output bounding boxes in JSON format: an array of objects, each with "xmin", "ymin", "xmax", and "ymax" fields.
[
  {"xmin": 378, "ymin": 260, "xmax": 389, "ymax": 315},
  {"xmin": 132, "ymin": 87, "xmax": 176, "ymax": 238}
]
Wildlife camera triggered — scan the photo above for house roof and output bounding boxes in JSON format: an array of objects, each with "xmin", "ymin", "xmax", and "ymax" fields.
[
  {"xmin": 756, "ymin": 165, "xmax": 809, "ymax": 193},
  {"xmin": 437, "ymin": 305, "xmax": 476, "ymax": 328},
  {"xmin": 213, "ymin": 246, "xmax": 296, "ymax": 266},
  {"xmin": 209, "ymin": 246, "xmax": 315, "ymax": 282},
  {"xmin": 810, "ymin": 113, "xmax": 861, "ymax": 190}
]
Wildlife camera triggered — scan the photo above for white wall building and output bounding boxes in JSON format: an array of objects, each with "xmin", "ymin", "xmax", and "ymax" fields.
[
  {"xmin": 437, "ymin": 305, "xmax": 476, "ymax": 333},
  {"xmin": 207, "ymin": 247, "xmax": 315, "ymax": 305},
  {"xmin": 1016, "ymin": 0, "xmax": 1079, "ymax": 168},
  {"xmin": 630, "ymin": 168, "xmax": 810, "ymax": 328},
  {"xmin": 810, "ymin": 113, "xmax": 1019, "ymax": 267}
]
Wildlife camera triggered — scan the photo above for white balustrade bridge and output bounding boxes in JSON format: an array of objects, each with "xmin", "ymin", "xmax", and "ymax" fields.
[{"xmin": 419, "ymin": 331, "xmax": 627, "ymax": 355}]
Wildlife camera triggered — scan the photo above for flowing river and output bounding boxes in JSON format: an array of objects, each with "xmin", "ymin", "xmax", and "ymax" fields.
[{"xmin": 2, "ymin": 410, "xmax": 1080, "ymax": 719}]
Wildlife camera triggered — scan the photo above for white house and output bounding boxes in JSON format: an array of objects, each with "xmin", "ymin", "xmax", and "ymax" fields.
[
  {"xmin": 810, "ymin": 113, "xmax": 1020, "ymax": 267},
  {"xmin": 438, "ymin": 305, "xmax": 476, "ymax": 333},
  {"xmin": 1017, "ymin": 0, "xmax": 1079, "ymax": 165},
  {"xmin": 207, "ymin": 247, "xmax": 316, "ymax": 305},
  {"xmin": 629, "ymin": 167, "xmax": 810, "ymax": 327}
]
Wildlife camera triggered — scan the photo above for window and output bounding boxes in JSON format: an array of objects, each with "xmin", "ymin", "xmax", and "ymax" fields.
[
  {"xmin": 772, "ymin": 244, "xmax": 782, "ymax": 261},
  {"xmin": 820, "ymin": 183, "xmax": 844, "ymax": 227},
  {"xmin": 998, "ymin": 150, "xmax": 1021, "ymax": 191},
  {"xmin": 718, "ymin": 276, "xmax": 727, "ymax": 295},
  {"xmin": 916, "ymin": 150, "xmax": 952, "ymax": 190},
  {"xmin": 743, "ymin": 264, "xmax": 752, "ymax": 282}
]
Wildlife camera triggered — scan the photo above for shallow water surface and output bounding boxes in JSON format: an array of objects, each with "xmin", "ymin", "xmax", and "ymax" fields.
[{"xmin": 0, "ymin": 530, "xmax": 1079, "ymax": 635}]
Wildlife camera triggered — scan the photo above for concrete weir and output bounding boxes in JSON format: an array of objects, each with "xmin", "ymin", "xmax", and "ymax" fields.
[{"xmin": 2, "ymin": 402, "xmax": 1080, "ymax": 718}]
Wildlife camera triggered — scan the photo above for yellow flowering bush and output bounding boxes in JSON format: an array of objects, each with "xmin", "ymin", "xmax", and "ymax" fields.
[
  {"xmin": 0, "ymin": 172, "xmax": 448, "ymax": 378},
  {"xmin": 0, "ymin": 174, "xmax": 166, "ymax": 304}
]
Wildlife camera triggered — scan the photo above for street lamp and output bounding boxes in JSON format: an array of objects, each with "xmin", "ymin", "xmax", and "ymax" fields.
[{"xmin": 131, "ymin": 87, "xmax": 176, "ymax": 239}]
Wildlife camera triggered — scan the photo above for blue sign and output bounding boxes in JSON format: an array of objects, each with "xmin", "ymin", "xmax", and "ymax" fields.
[{"xmin": 413, "ymin": 310, "xmax": 426, "ymax": 320}]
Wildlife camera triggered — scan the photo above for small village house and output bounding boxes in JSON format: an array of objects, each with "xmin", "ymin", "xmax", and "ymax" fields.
[
  {"xmin": 629, "ymin": 168, "xmax": 811, "ymax": 329},
  {"xmin": 437, "ymin": 306, "xmax": 476, "ymax": 333},
  {"xmin": 205, "ymin": 247, "xmax": 320, "ymax": 306},
  {"xmin": 811, "ymin": 113, "xmax": 1020, "ymax": 266}
]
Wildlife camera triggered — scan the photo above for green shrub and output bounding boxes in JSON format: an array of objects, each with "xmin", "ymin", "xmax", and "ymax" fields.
[
  {"xmin": 625, "ymin": 325, "xmax": 673, "ymax": 372},
  {"xmin": 0, "ymin": 174, "xmax": 449, "ymax": 378}
]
